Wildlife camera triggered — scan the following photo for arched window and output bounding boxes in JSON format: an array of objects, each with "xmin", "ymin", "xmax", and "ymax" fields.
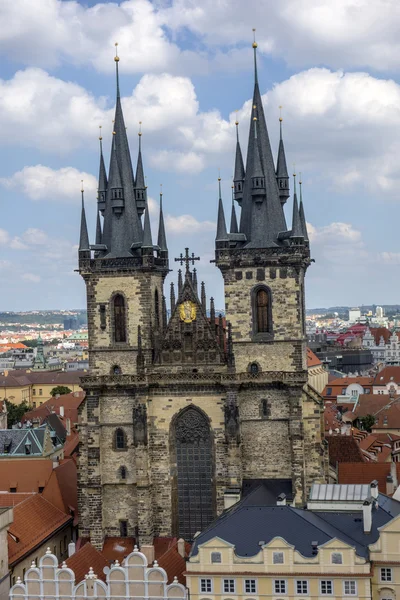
[
  {"xmin": 113, "ymin": 294, "xmax": 127, "ymax": 343},
  {"xmin": 155, "ymin": 289, "xmax": 160, "ymax": 328},
  {"xmin": 250, "ymin": 363, "xmax": 259, "ymax": 376},
  {"xmin": 115, "ymin": 428, "xmax": 126, "ymax": 450},
  {"xmin": 112, "ymin": 365, "xmax": 122, "ymax": 375},
  {"xmin": 252, "ymin": 286, "xmax": 272, "ymax": 337},
  {"xmin": 119, "ymin": 466, "xmax": 127, "ymax": 480}
]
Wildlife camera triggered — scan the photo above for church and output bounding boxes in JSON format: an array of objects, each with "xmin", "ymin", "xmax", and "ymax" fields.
[{"xmin": 77, "ymin": 40, "xmax": 327, "ymax": 550}]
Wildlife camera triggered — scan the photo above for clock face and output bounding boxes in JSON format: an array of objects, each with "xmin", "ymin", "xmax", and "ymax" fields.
[{"xmin": 179, "ymin": 300, "xmax": 197, "ymax": 323}]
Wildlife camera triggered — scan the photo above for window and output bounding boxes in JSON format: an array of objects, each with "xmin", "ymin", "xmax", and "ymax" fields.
[
  {"xmin": 64, "ymin": 535, "xmax": 67, "ymax": 553},
  {"xmin": 32, "ymin": 402, "xmax": 36, "ymax": 409},
  {"xmin": 261, "ymin": 399, "xmax": 270, "ymax": 418},
  {"xmin": 115, "ymin": 428, "xmax": 126, "ymax": 450},
  {"xmin": 255, "ymin": 287, "xmax": 270, "ymax": 334},
  {"xmin": 39, "ymin": 389, "xmax": 43, "ymax": 396},
  {"xmin": 381, "ymin": 568, "xmax": 392, "ymax": 582},
  {"xmin": 331, "ymin": 552, "xmax": 343, "ymax": 564},
  {"xmin": 9, "ymin": 487, "xmax": 16, "ymax": 493},
  {"xmin": 274, "ymin": 580, "xmax": 287, "ymax": 594},
  {"xmin": 296, "ymin": 580, "xmax": 308, "ymax": 595},
  {"xmin": 244, "ymin": 579, "xmax": 256, "ymax": 594},
  {"xmin": 113, "ymin": 294, "xmax": 127, "ymax": 343},
  {"xmin": 155, "ymin": 289, "xmax": 160, "ymax": 328},
  {"xmin": 273, "ymin": 552, "xmax": 284, "ymax": 564},
  {"xmin": 32, "ymin": 389, "xmax": 36, "ymax": 396},
  {"xmin": 223, "ymin": 579, "xmax": 235, "ymax": 593},
  {"xmin": 211, "ymin": 552, "xmax": 221, "ymax": 563},
  {"xmin": 320, "ymin": 580, "xmax": 333, "ymax": 595},
  {"xmin": 38, "ymin": 486, "xmax": 44, "ymax": 493},
  {"xmin": 343, "ymin": 581, "xmax": 357, "ymax": 596},
  {"xmin": 119, "ymin": 466, "xmax": 127, "ymax": 480},
  {"xmin": 113, "ymin": 365, "xmax": 122, "ymax": 375},
  {"xmin": 342, "ymin": 388, "xmax": 346, "ymax": 394},
  {"xmin": 119, "ymin": 520, "xmax": 128, "ymax": 537},
  {"xmin": 250, "ymin": 362, "xmax": 259, "ymax": 375},
  {"xmin": 200, "ymin": 579, "xmax": 212, "ymax": 593},
  {"xmin": 327, "ymin": 387, "xmax": 332, "ymax": 395}
]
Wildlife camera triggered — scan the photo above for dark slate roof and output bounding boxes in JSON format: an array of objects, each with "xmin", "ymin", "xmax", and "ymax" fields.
[
  {"xmin": 79, "ymin": 191, "xmax": 90, "ymax": 251},
  {"xmin": 242, "ymin": 479, "xmax": 293, "ymax": 502},
  {"xmin": 44, "ymin": 413, "xmax": 67, "ymax": 443},
  {"xmin": 190, "ymin": 490, "xmax": 398, "ymax": 560},
  {"xmin": 157, "ymin": 193, "xmax": 168, "ymax": 252}
]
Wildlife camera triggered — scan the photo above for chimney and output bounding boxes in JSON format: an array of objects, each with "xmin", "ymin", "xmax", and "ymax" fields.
[
  {"xmin": 177, "ymin": 538, "xmax": 185, "ymax": 558},
  {"xmin": 370, "ymin": 480, "xmax": 379, "ymax": 501},
  {"xmin": 386, "ymin": 475, "xmax": 394, "ymax": 496},
  {"xmin": 68, "ymin": 541, "xmax": 76, "ymax": 557},
  {"xmin": 391, "ymin": 461, "xmax": 398, "ymax": 488},
  {"xmin": 66, "ymin": 418, "xmax": 71, "ymax": 436},
  {"xmin": 60, "ymin": 406, "xmax": 64, "ymax": 418},
  {"xmin": 141, "ymin": 545, "xmax": 155, "ymax": 565},
  {"xmin": 223, "ymin": 487, "xmax": 241, "ymax": 510},
  {"xmin": 362, "ymin": 498, "xmax": 372, "ymax": 534},
  {"xmin": 276, "ymin": 493, "xmax": 286, "ymax": 506}
]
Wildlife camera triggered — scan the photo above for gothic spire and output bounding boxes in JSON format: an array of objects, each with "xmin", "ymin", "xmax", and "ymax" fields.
[
  {"xmin": 233, "ymin": 119, "xmax": 245, "ymax": 204},
  {"xmin": 134, "ymin": 123, "xmax": 146, "ymax": 217},
  {"xmin": 230, "ymin": 185, "xmax": 239, "ymax": 234},
  {"xmin": 157, "ymin": 187, "xmax": 168, "ymax": 252},
  {"xmin": 95, "ymin": 210, "xmax": 102, "ymax": 245},
  {"xmin": 79, "ymin": 183, "xmax": 90, "ymax": 252},
  {"xmin": 276, "ymin": 113, "xmax": 290, "ymax": 205},
  {"xmin": 178, "ymin": 269, "xmax": 183, "ymax": 296},
  {"xmin": 97, "ymin": 127, "xmax": 107, "ymax": 215},
  {"xmin": 299, "ymin": 176, "xmax": 309, "ymax": 244},
  {"xmin": 290, "ymin": 173, "xmax": 303, "ymax": 240},
  {"xmin": 192, "ymin": 268, "xmax": 198, "ymax": 295},
  {"xmin": 216, "ymin": 177, "xmax": 228, "ymax": 244},
  {"xmin": 170, "ymin": 282, "xmax": 176, "ymax": 314},
  {"xmin": 201, "ymin": 281, "xmax": 206, "ymax": 313},
  {"xmin": 210, "ymin": 297, "xmax": 216, "ymax": 330},
  {"xmin": 142, "ymin": 199, "xmax": 153, "ymax": 249}
]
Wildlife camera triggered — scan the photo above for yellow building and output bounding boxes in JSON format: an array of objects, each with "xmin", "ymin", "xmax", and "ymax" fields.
[
  {"xmin": 186, "ymin": 483, "xmax": 400, "ymax": 600},
  {"xmin": 0, "ymin": 370, "xmax": 82, "ymax": 406}
]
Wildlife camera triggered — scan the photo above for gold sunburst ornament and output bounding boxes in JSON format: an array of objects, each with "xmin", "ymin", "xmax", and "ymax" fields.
[{"xmin": 179, "ymin": 300, "xmax": 197, "ymax": 323}]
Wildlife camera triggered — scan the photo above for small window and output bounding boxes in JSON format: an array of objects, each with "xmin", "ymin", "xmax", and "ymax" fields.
[
  {"xmin": 120, "ymin": 520, "xmax": 128, "ymax": 537},
  {"xmin": 381, "ymin": 567, "xmax": 392, "ymax": 582},
  {"xmin": 211, "ymin": 552, "xmax": 221, "ymax": 563},
  {"xmin": 274, "ymin": 580, "xmax": 287, "ymax": 594},
  {"xmin": 342, "ymin": 387, "xmax": 346, "ymax": 394},
  {"xmin": 223, "ymin": 579, "xmax": 235, "ymax": 593},
  {"xmin": 296, "ymin": 580, "xmax": 308, "ymax": 595},
  {"xmin": 32, "ymin": 402, "xmax": 36, "ymax": 408},
  {"xmin": 200, "ymin": 579, "xmax": 212, "ymax": 593},
  {"xmin": 38, "ymin": 486, "xmax": 44, "ymax": 493},
  {"xmin": 250, "ymin": 363, "xmax": 259, "ymax": 375},
  {"xmin": 343, "ymin": 581, "xmax": 357, "ymax": 596},
  {"xmin": 39, "ymin": 389, "xmax": 43, "ymax": 396},
  {"xmin": 9, "ymin": 487, "xmax": 16, "ymax": 493},
  {"xmin": 273, "ymin": 551, "xmax": 284, "ymax": 564},
  {"xmin": 321, "ymin": 580, "xmax": 333, "ymax": 595},
  {"xmin": 113, "ymin": 365, "xmax": 122, "ymax": 375},
  {"xmin": 261, "ymin": 399, "xmax": 270, "ymax": 418},
  {"xmin": 32, "ymin": 389, "xmax": 36, "ymax": 396},
  {"xmin": 244, "ymin": 579, "xmax": 256, "ymax": 594},
  {"xmin": 115, "ymin": 428, "xmax": 126, "ymax": 450},
  {"xmin": 331, "ymin": 552, "xmax": 342, "ymax": 564},
  {"xmin": 120, "ymin": 466, "xmax": 127, "ymax": 480},
  {"xmin": 326, "ymin": 387, "xmax": 332, "ymax": 395}
]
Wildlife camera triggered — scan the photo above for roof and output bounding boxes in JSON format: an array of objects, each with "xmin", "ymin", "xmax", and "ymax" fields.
[
  {"xmin": 66, "ymin": 542, "xmax": 109, "ymax": 583},
  {"xmin": 156, "ymin": 538, "xmax": 191, "ymax": 585},
  {"xmin": 0, "ymin": 425, "xmax": 63, "ymax": 457},
  {"xmin": 42, "ymin": 459, "xmax": 78, "ymax": 525},
  {"xmin": 354, "ymin": 395, "xmax": 400, "ymax": 429},
  {"xmin": 63, "ymin": 432, "xmax": 79, "ymax": 457},
  {"xmin": 0, "ymin": 459, "xmax": 53, "ymax": 492},
  {"xmin": 309, "ymin": 483, "xmax": 370, "ymax": 501},
  {"xmin": 0, "ymin": 370, "xmax": 82, "ymax": 388},
  {"xmin": 8, "ymin": 494, "xmax": 72, "ymax": 565},
  {"xmin": 0, "ymin": 492, "xmax": 36, "ymax": 507},
  {"xmin": 102, "ymin": 537, "xmax": 136, "ymax": 561},
  {"xmin": 374, "ymin": 366, "xmax": 400, "ymax": 385},
  {"xmin": 22, "ymin": 391, "xmax": 85, "ymax": 428},
  {"xmin": 326, "ymin": 435, "xmax": 365, "ymax": 466},
  {"xmin": 368, "ymin": 327, "xmax": 391, "ymax": 345},
  {"xmin": 338, "ymin": 462, "xmax": 400, "ymax": 491},
  {"xmin": 307, "ymin": 347, "xmax": 322, "ymax": 368},
  {"xmin": 241, "ymin": 479, "xmax": 293, "ymax": 503},
  {"xmin": 324, "ymin": 404, "xmax": 342, "ymax": 432}
]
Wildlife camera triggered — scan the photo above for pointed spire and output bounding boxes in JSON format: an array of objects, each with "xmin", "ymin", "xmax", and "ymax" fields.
[
  {"xmin": 114, "ymin": 42, "xmax": 120, "ymax": 99},
  {"xmin": 178, "ymin": 269, "xmax": 183, "ymax": 296},
  {"xmin": 252, "ymin": 29, "xmax": 258, "ymax": 84},
  {"xmin": 291, "ymin": 172, "xmax": 303, "ymax": 240},
  {"xmin": 97, "ymin": 126, "xmax": 108, "ymax": 215},
  {"xmin": 142, "ymin": 199, "xmax": 153, "ymax": 249},
  {"xmin": 79, "ymin": 182, "xmax": 90, "ymax": 252},
  {"xmin": 210, "ymin": 297, "xmax": 216, "ymax": 332},
  {"xmin": 157, "ymin": 186, "xmax": 168, "ymax": 252},
  {"xmin": 233, "ymin": 117, "xmax": 245, "ymax": 204},
  {"xmin": 218, "ymin": 313, "xmax": 224, "ymax": 351},
  {"xmin": 192, "ymin": 268, "xmax": 198, "ymax": 295},
  {"xmin": 216, "ymin": 177, "xmax": 228, "ymax": 244},
  {"xmin": 134, "ymin": 122, "xmax": 146, "ymax": 217},
  {"xmin": 162, "ymin": 295, "xmax": 167, "ymax": 331},
  {"xmin": 299, "ymin": 175, "xmax": 309, "ymax": 244},
  {"xmin": 201, "ymin": 281, "xmax": 206, "ymax": 314},
  {"xmin": 230, "ymin": 185, "xmax": 239, "ymax": 234},
  {"xmin": 276, "ymin": 109, "xmax": 290, "ymax": 205},
  {"xmin": 95, "ymin": 210, "xmax": 102, "ymax": 245},
  {"xmin": 170, "ymin": 282, "xmax": 176, "ymax": 314}
]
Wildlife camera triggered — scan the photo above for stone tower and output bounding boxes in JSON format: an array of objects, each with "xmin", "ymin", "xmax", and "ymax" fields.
[{"xmin": 77, "ymin": 44, "xmax": 326, "ymax": 552}]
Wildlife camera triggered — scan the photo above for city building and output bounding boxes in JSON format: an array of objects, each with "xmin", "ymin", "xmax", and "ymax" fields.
[
  {"xmin": 307, "ymin": 348, "xmax": 328, "ymax": 394},
  {"xmin": 363, "ymin": 329, "xmax": 400, "ymax": 366},
  {"xmin": 9, "ymin": 546, "xmax": 186, "ymax": 600},
  {"xmin": 0, "ymin": 423, "xmax": 64, "ymax": 459},
  {"xmin": 186, "ymin": 482, "xmax": 400, "ymax": 600},
  {"xmin": 77, "ymin": 41, "xmax": 326, "ymax": 549},
  {"xmin": 348, "ymin": 307, "xmax": 361, "ymax": 322},
  {"xmin": 0, "ymin": 371, "xmax": 82, "ymax": 406}
]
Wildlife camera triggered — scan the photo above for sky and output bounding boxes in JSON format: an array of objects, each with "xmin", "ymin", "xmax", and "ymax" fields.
[{"xmin": 0, "ymin": 0, "xmax": 400, "ymax": 311}]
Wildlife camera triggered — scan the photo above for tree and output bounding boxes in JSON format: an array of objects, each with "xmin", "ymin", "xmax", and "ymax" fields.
[
  {"xmin": 50, "ymin": 385, "xmax": 72, "ymax": 397},
  {"xmin": 21, "ymin": 339, "xmax": 39, "ymax": 348},
  {"xmin": 359, "ymin": 414, "xmax": 375, "ymax": 432},
  {"xmin": 5, "ymin": 400, "xmax": 30, "ymax": 428}
]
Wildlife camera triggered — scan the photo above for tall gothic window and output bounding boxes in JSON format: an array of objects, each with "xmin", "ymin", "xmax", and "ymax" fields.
[
  {"xmin": 174, "ymin": 408, "xmax": 214, "ymax": 540},
  {"xmin": 253, "ymin": 286, "xmax": 272, "ymax": 336},
  {"xmin": 113, "ymin": 294, "xmax": 127, "ymax": 343},
  {"xmin": 115, "ymin": 428, "xmax": 126, "ymax": 450},
  {"xmin": 155, "ymin": 289, "xmax": 160, "ymax": 328}
]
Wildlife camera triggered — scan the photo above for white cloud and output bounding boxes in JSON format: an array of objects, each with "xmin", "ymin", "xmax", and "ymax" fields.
[
  {"xmin": 150, "ymin": 151, "xmax": 205, "ymax": 174},
  {"xmin": 0, "ymin": 165, "xmax": 97, "ymax": 202},
  {"xmin": 0, "ymin": 229, "xmax": 10, "ymax": 245},
  {"xmin": 166, "ymin": 213, "xmax": 215, "ymax": 235},
  {"xmin": 379, "ymin": 252, "xmax": 400, "ymax": 265},
  {"xmin": 22, "ymin": 273, "xmax": 41, "ymax": 283}
]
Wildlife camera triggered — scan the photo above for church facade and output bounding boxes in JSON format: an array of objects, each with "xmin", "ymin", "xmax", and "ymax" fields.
[{"xmin": 77, "ymin": 44, "xmax": 327, "ymax": 550}]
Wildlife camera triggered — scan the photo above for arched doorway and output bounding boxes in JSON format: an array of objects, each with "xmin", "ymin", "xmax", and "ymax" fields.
[{"xmin": 174, "ymin": 407, "xmax": 214, "ymax": 540}]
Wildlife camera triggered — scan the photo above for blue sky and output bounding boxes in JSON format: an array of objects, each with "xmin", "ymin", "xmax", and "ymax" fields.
[{"xmin": 0, "ymin": 0, "xmax": 400, "ymax": 311}]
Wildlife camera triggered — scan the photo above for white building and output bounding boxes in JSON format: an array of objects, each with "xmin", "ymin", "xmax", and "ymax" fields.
[
  {"xmin": 363, "ymin": 328, "xmax": 400, "ymax": 366},
  {"xmin": 349, "ymin": 307, "xmax": 361, "ymax": 322}
]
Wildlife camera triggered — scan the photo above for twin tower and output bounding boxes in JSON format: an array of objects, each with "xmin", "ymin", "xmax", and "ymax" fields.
[{"xmin": 77, "ymin": 43, "xmax": 326, "ymax": 550}]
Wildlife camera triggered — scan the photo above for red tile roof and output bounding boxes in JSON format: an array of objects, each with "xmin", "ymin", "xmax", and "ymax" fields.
[
  {"xmin": 0, "ymin": 492, "xmax": 36, "ymax": 507},
  {"xmin": 102, "ymin": 537, "xmax": 136, "ymax": 561},
  {"xmin": 156, "ymin": 538, "xmax": 191, "ymax": 585},
  {"xmin": 22, "ymin": 391, "xmax": 85, "ymax": 426},
  {"xmin": 369, "ymin": 327, "xmax": 391, "ymax": 345},
  {"xmin": 63, "ymin": 432, "xmax": 79, "ymax": 457},
  {"xmin": 8, "ymin": 494, "xmax": 72, "ymax": 565},
  {"xmin": 374, "ymin": 367, "xmax": 400, "ymax": 385},
  {"xmin": 66, "ymin": 542, "xmax": 109, "ymax": 583},
  {"xmin": 338, "ymin": 462, "xmax": 400, "ymax": 491},
  {"xmin": 42, "ymin": 459, "xmax": 78, "ymax": 525},
  {"xmin": 323, "ymin": 404, "xmax": 342, "ymax": 432},
  {"xmin": 0, "ymin": 459, "xmax": 53, "ymax": 493},
  {"xmin": 326, "ymin": 435, "xmax": 365, "ymax": 466},
  {"xmin": 307, "ymin": 348, "xmax": 322, "ymax": 368}
]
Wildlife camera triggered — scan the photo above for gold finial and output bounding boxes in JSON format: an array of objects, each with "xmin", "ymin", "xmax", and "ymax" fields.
[
  {"xmin": 160, "ymin": 183, "xmax": 163, "ymax": 196},
  {"xmin": 218, "ymin": 167, "xmax": 221, "ymax": 182},
  {"xmin": 99, "ymin": 125, "xmax": 102, "ymax": 141},
  {"xmin": 112, "ymin": 119, "xmax": 116, "ymax": 135},
  {"xmin": 81, "ymin": 179, "xmax": 84, "ymax": 193},
  {"xmin": 114, "ymin": 42, "xmax": 119, "ymax": 62},
  {"xmin": 293, "ymin": 162, "xmax": 296, "ymax": 177},
  {"xmin": 235, "ymin": 109, "xmax": 239, "ymax": 126},
  {"xmin": 299, "ymin": 171, "xmax": 302, "ymax": 185},
  {"xmin": 138, "ymin": 121, "xmax": 142, "ymax": 137},
  {"xmin": 253, "ymin": 104, "xmax": 256, "ymax": 109},
  {"xmin": 279, "ymin": 105, "xmax": 283, "ymax": 122},
  {"xmin": 252, "ymin": 28, "xmax": 258, "ymax": 49},
  {"xmin": 253, "ymin": 116, "xmax": 257, "ymax": 121}
]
